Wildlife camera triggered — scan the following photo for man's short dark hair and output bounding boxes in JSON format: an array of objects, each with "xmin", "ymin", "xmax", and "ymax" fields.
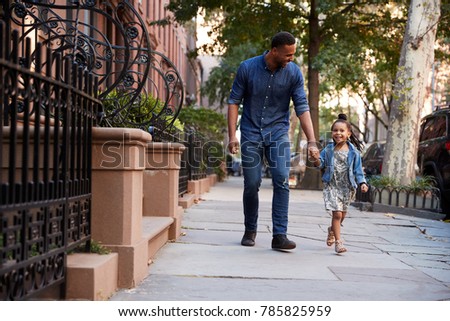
[{"xmin": 271, "ymin": 32, "xmax": 296, "ymax": 48}]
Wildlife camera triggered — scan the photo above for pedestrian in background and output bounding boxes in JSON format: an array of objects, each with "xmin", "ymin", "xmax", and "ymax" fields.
[
  {"xmin": 227, "ymin": 31, "xmax": 318, "ymax": 250},
  {"xmin": 311, "ymin": 114, "xmax": 368, "ymax": 253}
]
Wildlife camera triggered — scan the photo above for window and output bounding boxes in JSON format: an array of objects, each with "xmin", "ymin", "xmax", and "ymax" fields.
[
  {"xmin": 364, "ymin": 144, "xmax": 378, "ymax": 160},
  {"xmin": 420, "ymin": 116, "xmax": 446, "ymax": 142},
  {"xmin": 434, "ymin": 116, "xmax": 447, "ymax": 138}
]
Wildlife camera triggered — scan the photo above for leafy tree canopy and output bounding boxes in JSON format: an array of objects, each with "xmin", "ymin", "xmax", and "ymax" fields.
[
  {"xmin": 167, "ymin": 0, "xmax": 306, "ymax": 55},
  {"xmin": 201, "ymin": 42, "xmax": 260, "ymax": 110},
  {"xmin": 168, "ymin": 0, "xmax": 449, "ymax": 134}
]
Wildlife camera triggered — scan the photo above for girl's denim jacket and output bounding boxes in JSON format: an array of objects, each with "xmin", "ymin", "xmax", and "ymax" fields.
[{"xmin": 319, "ymin": 142, "xmax": 367, "ymax": 189}]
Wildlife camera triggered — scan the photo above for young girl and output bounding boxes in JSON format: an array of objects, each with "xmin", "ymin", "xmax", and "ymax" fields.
[{"xmin": 312, "ymin": 114, "xmax": 369, "ymax": 253}]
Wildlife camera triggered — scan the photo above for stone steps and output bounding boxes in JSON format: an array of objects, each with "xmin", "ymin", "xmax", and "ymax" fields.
[{"xmin": 65, "ymin": 216, "xmax": 174, "ymax": 300}]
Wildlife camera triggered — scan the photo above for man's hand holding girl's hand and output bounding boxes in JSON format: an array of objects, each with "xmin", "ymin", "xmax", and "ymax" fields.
[
  {"xmin": 228, "ymin": 137, "xmax": 240, "ymax": 154},
  {"xmin": 360, "ymin": 183, "xmax": 369, "ymax": 193},
  {"xmin": 307, "ymin": 141, "xmax": 320, "ymax": 165}
]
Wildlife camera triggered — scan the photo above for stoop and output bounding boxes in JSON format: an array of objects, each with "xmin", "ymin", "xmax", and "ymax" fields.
[
  {"xmin": 179, "ymin": 192, "xmax": 196, "ymax": 209},
  {"xmin": 142, "ymin": 216, "xmax": 174, "ymax": 261},
  {"xmin": 66, "ymin": 253, "xmax": 119, "ymax": 300}
]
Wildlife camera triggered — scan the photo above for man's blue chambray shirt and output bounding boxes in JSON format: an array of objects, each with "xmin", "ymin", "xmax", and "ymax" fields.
[{"xmin": 228, "ymin": 51, "xmax": 309, "ymax": 142}]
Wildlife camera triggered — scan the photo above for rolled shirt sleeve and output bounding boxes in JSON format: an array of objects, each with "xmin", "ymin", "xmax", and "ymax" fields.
[
  {"xmin": 228, "ymin": 63, "xmax": 246, "ymax": 105},
  {"xmin": 291, "ymin": 65, "xmax": 309, "ymax": 116}
]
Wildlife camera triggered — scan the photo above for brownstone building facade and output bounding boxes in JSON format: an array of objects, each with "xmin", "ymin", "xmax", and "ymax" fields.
[
  {"xmin": 138, "ymin": 0, "xmax": 202, "ymax": 106},
  {"xmin": 0, "ymin": 0, "xmax": 205, "ymax": 301}
]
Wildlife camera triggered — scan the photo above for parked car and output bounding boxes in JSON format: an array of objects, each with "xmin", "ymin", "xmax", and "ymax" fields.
[
  {"xmin": 417, "ymin": 105, "xmax": 450, "ymax": 218},
  {"xmin": 362, "ymin": 141, "xmax": 385, "ymax": 176}
]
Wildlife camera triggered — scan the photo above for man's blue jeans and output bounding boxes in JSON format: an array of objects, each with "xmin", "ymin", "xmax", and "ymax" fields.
[{"xmin": 241, "ymin": 134, "xmax": 291, "ymax": 236}]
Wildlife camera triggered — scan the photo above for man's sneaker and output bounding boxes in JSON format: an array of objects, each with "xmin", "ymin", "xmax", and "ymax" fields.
[
  {"xmin": 272, "ymin": 234, "xmax": 296, "ymax": 250},
  {"xmin": 241, "ymin": 231, "xmax": 257, "ymax": 246}
]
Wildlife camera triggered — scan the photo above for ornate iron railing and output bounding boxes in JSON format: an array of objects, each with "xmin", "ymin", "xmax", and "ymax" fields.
[
  {"xmin": 4, "ymin": 0, "xmax": 184, "ymax": 131},
  {"xmin": 151, "ymin": 126, "xmax": 222, "ymax": 196},
  {"xmin": 0, "ymin": 0, "xmax": 186, "ymax": 300},
  {"xmin": 0, "ymin": 25, "xmax": 101, "ymax": 300}
]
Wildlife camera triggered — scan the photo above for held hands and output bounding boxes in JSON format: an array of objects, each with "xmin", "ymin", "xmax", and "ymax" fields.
[
  {"xmin": 360, "ymin": 183, "xmax": 369, "ymax": 193},
  {"xmin": 309, "ymin": 148, "xmax": 320, "ymax": 162},
  {"xmin": 228, "ymin": 137, "xmax": 240, "ymax": 154},
  {"xmin": 307, "ymin": 141, "xmax": 320, "ymax": 165}
]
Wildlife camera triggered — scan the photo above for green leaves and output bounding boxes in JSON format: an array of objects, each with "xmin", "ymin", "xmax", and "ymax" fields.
[
  {"xmin": 201, "ymin": 42, "xmax": 259, "ymax": 110},
  {"xmin": 177, "ymin": 105, "xmax": 227, "ymax": 141},
  {"xmin": 167, "ymin": 0, "xmax": 449, "ymax": 138}
]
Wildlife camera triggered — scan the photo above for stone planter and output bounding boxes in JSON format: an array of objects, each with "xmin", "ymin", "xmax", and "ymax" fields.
[{"xmin": 143, "ymin": 142, "xmax": 185, "ymax": 240}]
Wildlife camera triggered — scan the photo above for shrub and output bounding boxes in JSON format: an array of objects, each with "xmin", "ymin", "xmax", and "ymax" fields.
[
  {"xmin": 368, "ymin": 175, "xmax": 436, "ymax": 191},
  {"xmin": 100, "ymin": 90, "xmax": 183, "ymax": 131}
]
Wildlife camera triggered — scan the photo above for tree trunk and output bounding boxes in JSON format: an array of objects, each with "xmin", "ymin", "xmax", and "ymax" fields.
[
  {"xmin": 382, "ymin": 0, "xmax": 440, "ymax": 185},
  {"xmin": 299, "ymin": 0, "xmax": 322, "ymax": 190}
]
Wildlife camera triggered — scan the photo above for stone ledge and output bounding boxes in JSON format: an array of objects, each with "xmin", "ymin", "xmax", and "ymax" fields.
[
  {"xmin": 352, "ymin": 201, "xmax": 445, "ymax": 221},
  {"xmin": 179, "ymin": 193, "xmax": 196, "ymax": 209},
  {"xmin": 142, "ymin": 216, "xmax": 174, "ymax": 260},
  {"xmin": 168, "ymin": 206, "xmax": 184, "ymax": 240},
  {"xmin": 372, "ymin": 203, "xmax": 446, "ymax": 221},
  {"xmin": 142, "ymin": 216, "xmax": 174, "ymax": 239},
  {"xmin": 105, "ymin": 238, "xmax": 149, "ymax": 289},
  {"xmin": 66, "ymin": 253, "xmax": 119, "ymax": 301}
]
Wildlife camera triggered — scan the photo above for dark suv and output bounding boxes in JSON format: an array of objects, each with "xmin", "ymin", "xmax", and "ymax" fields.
[
  {"xmin": 362, "ymin": 141, "xmax": 385, "ymax": 176},
  {"xmin": 417, "ymin": 105, "xmax": 450, "ymax": 218}
]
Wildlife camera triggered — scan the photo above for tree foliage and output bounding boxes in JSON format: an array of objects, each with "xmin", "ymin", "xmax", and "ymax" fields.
[
  {"xmin": 167, "ymin": 0, "xmax": 449, "ymax": 189},
  {"xmin": 315, "ymin": 3, "xmax": 408, "ymax": 135},
  {"xmin": 167, "ymin": 1, "xmax": 449, "ymax": 130},
  {"xmin": 177, "ymin": 105, "xmax": 227, "ymax": 141},
  {"xmin": 167, "ymin": 0, "xmax": 305, "ymax": 54},
  {"xmin": 201, "ymin": 43, "xmax": 260, "ymax": 110},
  {"xmin": 168, "ymin": 2, "xmax": 405, "ymax": 119}
]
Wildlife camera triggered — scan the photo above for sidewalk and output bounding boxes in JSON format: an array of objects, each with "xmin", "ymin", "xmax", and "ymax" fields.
[{"xmin": 111, "ymin": 176, "xmax": 450, "ymax": 301}]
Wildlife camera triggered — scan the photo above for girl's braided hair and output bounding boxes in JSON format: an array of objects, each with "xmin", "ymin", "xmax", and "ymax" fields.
[{"xmin": 332, "ymin": 113, "xmax": 365, "ymax": 152}]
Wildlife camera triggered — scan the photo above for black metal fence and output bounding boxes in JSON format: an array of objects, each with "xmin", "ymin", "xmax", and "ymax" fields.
[
  {"xmin": 3, "ymin": 0, "xmax": 183, "ymax": 132},
  {"xmin": 355, "ymin": 184, "xmax": 441, "ymax": 212},
  {"xmin": 152, "ymin": 126, "xmax": 220, "ymax": 196},
  {"xmin": 0, "ymin": 0, "xmax": 202, "ymax": 301},
  {"xmin": 371, "ymin": 186, "xmax": 441, "ymax": 211},
  {"xmin": 0, "ymin": 26, "xmax": 101, "ymax": 300}
]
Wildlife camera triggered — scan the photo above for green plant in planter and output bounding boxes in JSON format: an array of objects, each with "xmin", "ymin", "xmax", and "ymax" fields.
[
  {"xmin": 367, "ymin": 176, "xmax": 399, "ymax": 189},
  {"xmin": 71, "ymin": 240, "xmax": 111, "ymax": 255},
  {"xmin": 368, "ymin": 175, "xmax": 436, "ymax": 191},
  {"xmin": 101, "ymin": 90, "xmax": 183, "ymax": 131},
  {"xmin": 89, "ymin": 240, "xmax": 111, "ymax": 255},
  {"xmin": 408, "ymin": 175, "xmax": 437, "ymax": 192},
  {"xmin": 177, "ymin": 105, "xmax": 227, "ymax": 142},
  {"xmin": 368, "ymin": 175, "xmax": 440, "ymax": 210}
]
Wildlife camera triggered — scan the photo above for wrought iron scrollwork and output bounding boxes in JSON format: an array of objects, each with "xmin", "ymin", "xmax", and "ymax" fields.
[{"xmin": 6, "ymin": 0, "xmax": 184, "ymax": 131}]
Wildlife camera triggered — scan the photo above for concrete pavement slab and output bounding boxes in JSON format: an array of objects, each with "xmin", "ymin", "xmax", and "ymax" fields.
[
  {"xmin": 389, "ymin": 252, "xmax": 450, "ymax": 270},
  {"xmin": 328, "ymin": 266, "xmax": 441, "ymax": 285},
  {"xmin": 420, "ymin": 266, "xmax": 450, "ymax": 283},
  {"xmin": 110, "ymin": 176, "xmax": 450, "ymax": 301},
  {"xmin": 111, "ymin": 275, "xmax": 450, "ymax": 301},
  {"xmin": 136, "ymin": 242, "xmax": 419, "ymax": 284}
]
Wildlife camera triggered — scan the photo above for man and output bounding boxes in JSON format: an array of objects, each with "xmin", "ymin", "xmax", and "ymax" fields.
[{"xmin": 227, "ymin": 31, "xmax": 317, "ymax": 250}]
